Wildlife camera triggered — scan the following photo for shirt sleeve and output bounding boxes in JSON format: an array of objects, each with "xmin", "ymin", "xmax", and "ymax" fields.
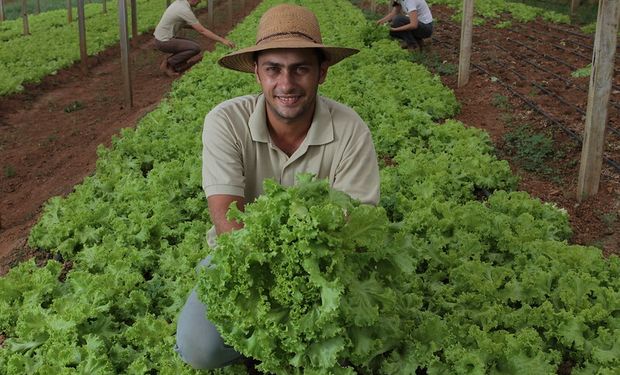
[
  {"xmin": 179, "ymin": 6, "xmax": 200, "ymax": 25},
  {"xmin": 333, "ymin": 126, "xmax": 381, "ymax": 206},
  {"xmin": 202, "ymin": 107, "xmax": 246, "ymax": 199}
]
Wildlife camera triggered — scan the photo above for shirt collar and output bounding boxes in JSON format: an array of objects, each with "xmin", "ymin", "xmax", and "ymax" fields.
[{"xmin": 249, "ymin": 94, "xmax": 334, "ymax": 146}]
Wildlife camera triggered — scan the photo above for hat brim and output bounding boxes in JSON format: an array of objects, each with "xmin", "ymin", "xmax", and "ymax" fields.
[{"xmin": 218, "ymin": 39, "xmax": 359, "ymax": 73}]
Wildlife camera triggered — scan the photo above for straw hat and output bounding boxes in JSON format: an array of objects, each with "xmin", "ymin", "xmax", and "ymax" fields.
[{"xmin": 218, "ymin": 3, "xmax": 359, "ymax": 73}]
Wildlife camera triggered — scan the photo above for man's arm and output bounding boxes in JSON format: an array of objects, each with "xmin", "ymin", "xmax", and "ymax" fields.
[
  {"xmin": 376, "ymin": 4, "xmax": 400, "ymax": 25},
  {"xmin": 333, "ymin": 128, "xmax": 380, "ymax": 206},
  {"xmin": 191, "ymin": 23, "xmax": 235, "ymax": 48},
  {"xmin": 390, "ymin": 10, "xmax": 419, "ymax": 31},
  {"xmin": 207, "ymin": 194, "xmax": 245, "ymax": 235}
]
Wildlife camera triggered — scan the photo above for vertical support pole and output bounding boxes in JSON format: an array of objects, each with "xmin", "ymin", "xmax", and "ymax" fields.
[
  {"xmin": 457, "ymin": 0, "xmax": 474, "ymax": 88},
  {"xmin": 577, "ymin": 0, "xmax": 619, "ymax": 200},
  {"xmin": 35, "ymin": 0, "xmax": 40, "ymax": 14},
  {"xmin": 78, "ymin": 0, "xmax": 87, "ymax": 73},
  {"xmin": 0, "ymin": 0, "xmax": 4, "ymax": 22},
  {"xmin": 102, "ymin": 0, "xmax": 107, "ymax": 14},
  {"xmin": 130, "ymin": 0, "xmax": 138, "ymax": 42},
  {"xmin": 21, "ymin": 0, "xmax": 29, "ymax": 35},
  {"xmin": 570, "ymin": 0, "xmax": 581, "ymax": 21},
  {"xmin": 207, "ymin": 0, "xmax": 214, "ymax": 28},
  {"xmin": 118, "ymin": 0, "xmax": 133, "ymax": 108},
  {"xmin": 67, "ymin": 0, "xmax": 73, "ymax": 23}
]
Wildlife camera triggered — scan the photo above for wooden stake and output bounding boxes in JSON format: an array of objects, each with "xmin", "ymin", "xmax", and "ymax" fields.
[
  {"xmin": 457, "ymin": 0, "xmax": 474, "ymax": 88},
  {"xmin": 67, "ymin": 0, "xmax": 72, "ymax": 23},
  {"xmin": 21, "ymin": 0, "xmax": 29, "ymax": 35},
  {"xmin": 570, "ymin": 0, "xmax": 581, "ymax": 20},
  {"xmin": 207, "ymin": 0, "xmax": 213, "ymax": 29},
  {"xmin": 130, "ymin": 0, "xmax": 138, "ymax": 41},
  {"xmin": 78, "ymin": 0, "xmax": 87, "ymax": 73},
  {"xmin": 577, "ymin": 0, "xmax": 619, "ymax": 200},
  {"xmin": 118, "ymin": 0, "xmax": 133, "ymax": 108}
]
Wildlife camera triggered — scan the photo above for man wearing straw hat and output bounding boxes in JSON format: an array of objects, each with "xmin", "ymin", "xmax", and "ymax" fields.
[
  {"xmin": 154, "ymin": 0, "xmax": 235, "ymax": 77},
  {"xmin": 174, "ymin": 3, "xmax": 380, "ymax": 370}
]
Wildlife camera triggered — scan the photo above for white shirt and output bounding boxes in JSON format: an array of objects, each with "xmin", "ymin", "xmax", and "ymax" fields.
[
  {"xmin": 395, "ymin": 0, "xmax": 433, "ymax": 24},
  {"xmin": 154, "ymin": 0, "xmax": 200, "ymax": 41}
]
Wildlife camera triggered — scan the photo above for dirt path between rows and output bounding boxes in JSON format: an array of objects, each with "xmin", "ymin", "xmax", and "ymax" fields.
[{"xmin": 0, "ymin": 0, "xmax": 261, "ymax": 275}]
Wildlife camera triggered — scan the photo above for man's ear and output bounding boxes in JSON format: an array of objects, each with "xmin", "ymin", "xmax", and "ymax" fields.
[
  {"xmin": 254, "ymin": 62, "xmax": 261, "ymax": 84},
  {"xmin": 318, "ymin": 62, "xmax": 329, "ymax": 85}
]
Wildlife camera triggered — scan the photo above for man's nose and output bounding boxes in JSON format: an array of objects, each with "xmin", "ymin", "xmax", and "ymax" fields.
[{"xmin": 278, "ymin": 69, "xmax": 296, "ymax": 88}]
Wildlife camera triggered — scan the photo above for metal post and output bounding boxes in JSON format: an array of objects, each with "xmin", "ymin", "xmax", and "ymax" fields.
[
  {"xmin": 577, "ymin": 0, "xmax": 619, "ymax": 199},
  {"xmin": 21, "ymin": 0, "xmax": 29, "ymax": 35},
  {"xmin": 118, "ymin": 0, "xmax": 133, "ymax": 108},
  {"xmin": 78, "ymin": 0, "xmax": 87, "ymax": 73},
  {"xmin": 457, "ymin": 0, "xmax": 474, "ymax": 87},
  {"xmin": 67, "ymin": 0, "xmax": 72, "ymax": 23}
]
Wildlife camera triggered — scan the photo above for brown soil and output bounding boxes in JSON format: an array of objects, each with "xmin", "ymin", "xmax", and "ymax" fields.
[
  {"xmin": 365, "ymin": 1, "xmax": 619, "ymax": 257},
  {"xmin": 0, "ymin": 0, "xmax": 261, "ymax": 275}
]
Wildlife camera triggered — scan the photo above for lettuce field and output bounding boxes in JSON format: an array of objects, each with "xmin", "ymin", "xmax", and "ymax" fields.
[{"xmin": 0, "ymin": 0, "xmax": 619, "ymax": 374}]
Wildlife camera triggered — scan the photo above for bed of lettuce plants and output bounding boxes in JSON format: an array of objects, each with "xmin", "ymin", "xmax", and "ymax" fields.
[
  {"xmin": 426, "ymin": 0, "xmax": 570, "ymax": 26},
  {"xmin": 0, "ymin": 0, "xmax": 179, "ymax": 96},
  {"xmin": 1, "ymin": 0, "xmax": 618, "ymax": 374}
]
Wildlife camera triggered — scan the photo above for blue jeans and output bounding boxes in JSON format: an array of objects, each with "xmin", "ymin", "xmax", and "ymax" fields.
[
  {"xmin": 175, "ymin": 256, "xmax": 243, "ymax": 369},
  {"xmin": 390, "ymin": 15, "xmax": 433, "ymax": 47}
]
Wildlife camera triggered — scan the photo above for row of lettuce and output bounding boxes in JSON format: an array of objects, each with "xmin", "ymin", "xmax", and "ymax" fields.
[
  {"xmin": 427, "ymin": 0, "xmax": 570, "ymax": 25},
  {"xmin": 1, "ymin": 0, "xmax": 618, "ymax": 374},
  {"xmin": 0, "ymin": 0, "xmax": 200, "ymax": 96}
]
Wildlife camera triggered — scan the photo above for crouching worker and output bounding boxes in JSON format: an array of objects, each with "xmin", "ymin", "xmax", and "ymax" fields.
[
  {"xmin": 154, "ymin": 0, "xmax": 235, "ymax": 77},
  {"xmin": 174, "ymin": 3, "xmax": 381, "ymax": 370},
  {"xmin": 376, "ymin": 0, "xmax": 434, "ymax": 52}
]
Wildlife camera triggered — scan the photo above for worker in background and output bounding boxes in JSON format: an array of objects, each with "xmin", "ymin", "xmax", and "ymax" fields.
[
  {"xmin": 154, "ymin": 0, "xmax": 235, "ymax": 77},
  {"xmin": 376, "ymin": 0, "xmax": 434, "ymax": 52}
]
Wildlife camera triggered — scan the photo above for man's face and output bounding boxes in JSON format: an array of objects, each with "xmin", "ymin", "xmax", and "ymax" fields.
[{"xmin": 254, "ymin": 48, "xmax": 328, "ymax": 126}]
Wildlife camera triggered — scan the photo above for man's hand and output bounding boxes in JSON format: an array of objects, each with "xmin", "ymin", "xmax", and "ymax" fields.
[
  {"xmin": 221, "ymin": 38, "xmax": 235, "ymax": 49},
  {"xmin": 207, "ymin": 194, "xmax": 245, "ymax": 235}
]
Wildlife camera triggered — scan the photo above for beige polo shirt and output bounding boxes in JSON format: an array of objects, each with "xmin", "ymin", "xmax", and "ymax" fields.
[
  {"xmin": 202, "ymin": 94, "xmax": 380, "ymax": 207},
  {"xmin": 153, "ymin": 0, "xmax": 200, "ymax": 42}
]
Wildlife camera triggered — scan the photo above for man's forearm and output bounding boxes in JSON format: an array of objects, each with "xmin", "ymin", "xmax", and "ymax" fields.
[{"xmin": 207, "ymin": 194, "xmax": 245, "ymax": 235}]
